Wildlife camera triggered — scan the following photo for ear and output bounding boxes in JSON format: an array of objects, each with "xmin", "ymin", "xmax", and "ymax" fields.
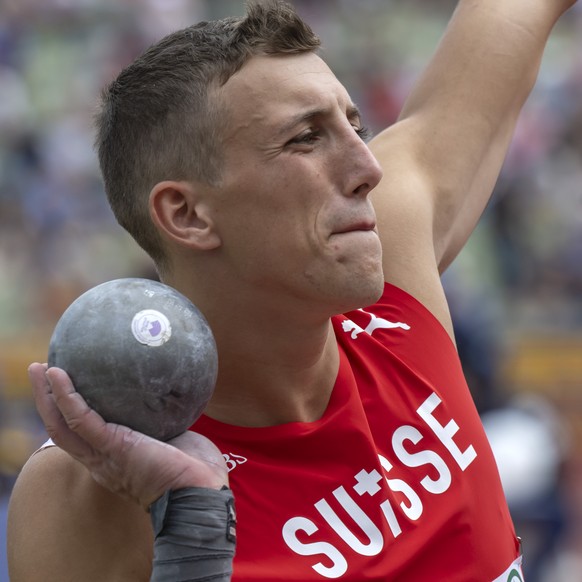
[{"xmin": 149, "ymin": 180, "xmax": 221, "ymax": 251}]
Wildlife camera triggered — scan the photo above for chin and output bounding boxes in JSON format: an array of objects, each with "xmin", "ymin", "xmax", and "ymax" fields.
[
  {"xmin": 353, "ymin": 255, "xmax": 385, "ymax": 303},
  {"xmin": 332, "ymin": 270, "xmax": 385, "ymax": 315},
  {"xmin": 355, "ymin": 277, "xmax": 385, "ymax": 309}
]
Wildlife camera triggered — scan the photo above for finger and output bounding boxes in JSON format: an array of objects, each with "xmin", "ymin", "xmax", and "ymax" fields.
[
  {"xmin": 45, "ymin": 367, "xmax": 112, "ymax": 454},
  {"xmin": 29, "ymin": 363, "xmax": 79, "ymax": 446}
]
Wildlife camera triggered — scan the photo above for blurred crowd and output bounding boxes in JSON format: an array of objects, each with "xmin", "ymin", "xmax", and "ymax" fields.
[{"xmin": 1, "ymin": 1, "xmax": 581, "ymax": 580}]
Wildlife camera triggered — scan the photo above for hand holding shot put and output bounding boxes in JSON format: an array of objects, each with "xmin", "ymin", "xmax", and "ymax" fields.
[{"xmin": 28, "ymin": 363, "xmax": 228, "ymax": 509}]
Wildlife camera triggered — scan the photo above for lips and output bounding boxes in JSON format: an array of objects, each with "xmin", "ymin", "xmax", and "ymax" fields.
[{"xmin": 332, "ymin": 220, "xmax": 377, "ymax": 235}]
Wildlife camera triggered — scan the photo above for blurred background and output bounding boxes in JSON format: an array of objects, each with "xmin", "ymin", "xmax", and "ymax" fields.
[{"xmin": 1, "ymin": 1, "xmax": 581, "ymax": 580}]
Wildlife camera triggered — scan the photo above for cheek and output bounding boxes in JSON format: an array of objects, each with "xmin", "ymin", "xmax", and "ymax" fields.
[
  {"xmin": 215, "ymin": 165, "xmax": 326, "ymax": 261},
  {"xmin": 221, "ymin": 216, "xmax": 314, "ymax": 282}
]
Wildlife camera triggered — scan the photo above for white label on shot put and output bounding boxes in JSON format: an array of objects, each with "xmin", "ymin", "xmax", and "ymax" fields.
[{"xmin": 131, "ymin": 309, "xmax": 172, "ymax": 346}]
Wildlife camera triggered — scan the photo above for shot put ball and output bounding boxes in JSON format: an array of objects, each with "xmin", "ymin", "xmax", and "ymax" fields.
[{"xmin": 47, "ymin": 278, "xmax": 218, "ymax": 441}]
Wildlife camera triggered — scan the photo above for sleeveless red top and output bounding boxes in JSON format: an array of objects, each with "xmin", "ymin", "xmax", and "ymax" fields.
[{"xmin": 192, "ymin": 283, "xmax": 522, "ymax": 581}]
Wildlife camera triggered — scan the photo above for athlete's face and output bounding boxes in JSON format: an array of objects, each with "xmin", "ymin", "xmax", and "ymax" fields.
[{"xmin": 208, "ymin": 53, "xmax": 384, "ymax": 317}]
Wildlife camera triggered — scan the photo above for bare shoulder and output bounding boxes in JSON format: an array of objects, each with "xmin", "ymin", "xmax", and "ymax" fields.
[{"xmin": 7, "ymin": 445, "xmax": 153, "ymax": 582}]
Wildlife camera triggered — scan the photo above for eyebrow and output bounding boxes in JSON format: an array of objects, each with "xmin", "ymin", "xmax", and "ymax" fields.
[{"xmin": 275, "ymin": 103, "xmax": 363, "ymax": 137}]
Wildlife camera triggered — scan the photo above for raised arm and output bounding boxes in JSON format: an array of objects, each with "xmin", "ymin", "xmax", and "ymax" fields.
[{"xmin": 369, "ymin": 0, "xmax": 576, "ymax": 336}]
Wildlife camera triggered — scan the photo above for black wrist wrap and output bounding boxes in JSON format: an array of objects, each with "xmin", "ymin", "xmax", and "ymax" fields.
[{"xmin": 149, "ymin": 486, "xmax": 236, "ymax": 582}]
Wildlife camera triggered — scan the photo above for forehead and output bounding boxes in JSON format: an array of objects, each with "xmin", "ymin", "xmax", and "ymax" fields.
[{"xmin": 216, "ymin": 53, "xmax": 354, "ymax": 138}]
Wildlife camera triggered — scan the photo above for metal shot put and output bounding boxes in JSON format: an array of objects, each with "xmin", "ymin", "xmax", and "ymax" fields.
[{"xmin": 47, "ymin": 278, "xmax": 218, "ymax": 441}]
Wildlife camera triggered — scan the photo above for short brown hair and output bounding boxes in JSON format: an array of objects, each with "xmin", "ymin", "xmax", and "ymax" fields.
[{"xmin": 94, "ymin": 0, "xmax": 320, "ymax": 273}]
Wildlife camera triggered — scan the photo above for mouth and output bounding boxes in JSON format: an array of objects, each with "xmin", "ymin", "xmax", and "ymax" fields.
[{"xmin": 331, "ymin": 220, "xmax": 377, "ymax": 235}]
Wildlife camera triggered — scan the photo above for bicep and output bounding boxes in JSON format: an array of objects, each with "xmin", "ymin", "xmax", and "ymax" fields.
[
  {"xmin": 7, "ymin": 446, "xmax": 153, "ymax": 582},
  {"xmin": 368, "ymin": 124, "xmax": 456, "ymax": 341}
]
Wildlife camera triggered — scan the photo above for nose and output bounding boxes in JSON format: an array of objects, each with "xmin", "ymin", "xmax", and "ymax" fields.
[{"xmin": 341, "ymin": 129, "xmax": 383, "ymax": 198}]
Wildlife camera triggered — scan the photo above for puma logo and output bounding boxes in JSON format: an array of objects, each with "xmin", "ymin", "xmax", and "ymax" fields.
[{"xmin": 342, "ymin": 309, "xmax": 411, "ymax": 339}]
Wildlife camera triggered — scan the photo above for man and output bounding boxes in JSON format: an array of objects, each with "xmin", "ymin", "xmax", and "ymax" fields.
[{"xmin": 7, "ymin": 0, "xmax": 578, "ymax": 580}]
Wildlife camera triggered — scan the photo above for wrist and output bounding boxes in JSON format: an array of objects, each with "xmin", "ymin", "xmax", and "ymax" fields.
[{"xmin": 149, "ymin": 486, "xmax": 236, "ymax": 582}]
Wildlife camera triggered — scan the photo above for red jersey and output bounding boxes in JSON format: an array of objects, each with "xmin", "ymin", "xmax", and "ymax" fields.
[{"xmin": 192, "ymin": 283, "xmax": 523, "ymax": 581}]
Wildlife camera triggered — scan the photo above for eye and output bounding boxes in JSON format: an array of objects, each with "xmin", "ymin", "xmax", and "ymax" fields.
[
  {"xmin": 354, "ymin": 125, "xmax": 371, "ymax": 142},
  {"xmin": 287, "ymin": 129, "xmax": 321, "ymax": 146}
]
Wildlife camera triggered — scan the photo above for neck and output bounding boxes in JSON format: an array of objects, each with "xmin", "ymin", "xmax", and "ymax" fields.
[
  {"xmin": 166, "ymin": 270, "xmax": 341, "ymax": 427},
  {"xmin": 206, "ymin": 319, "xmax": 339, "ymax": 427}
]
